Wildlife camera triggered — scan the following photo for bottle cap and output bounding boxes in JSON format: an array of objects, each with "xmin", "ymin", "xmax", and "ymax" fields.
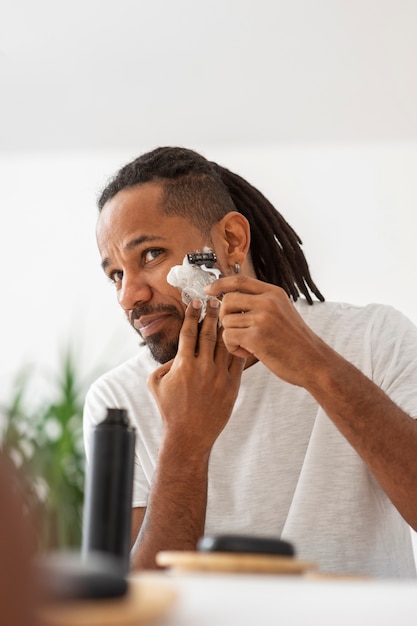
[{"xmin": 101, "ymin": 408, "xmax": 129, "ymax": 427}]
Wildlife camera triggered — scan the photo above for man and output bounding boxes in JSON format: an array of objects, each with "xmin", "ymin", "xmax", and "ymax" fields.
[{"xmin": 84, "ymin": 146, "xmax": 417, "ymax": 577}]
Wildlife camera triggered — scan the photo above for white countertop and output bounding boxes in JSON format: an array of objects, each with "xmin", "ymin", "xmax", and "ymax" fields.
[{"xmin": 133, "ymin": 571, "xmax": 417, "ymax": 626}]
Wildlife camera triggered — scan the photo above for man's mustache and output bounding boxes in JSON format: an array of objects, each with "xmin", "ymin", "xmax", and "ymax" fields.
[{"xmin": 129, "ymin": 303, "xmax": 182, "ymax": 325}]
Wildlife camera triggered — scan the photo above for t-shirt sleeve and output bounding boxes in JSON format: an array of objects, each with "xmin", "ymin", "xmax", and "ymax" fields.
[
  {"xmin": 368, "ymin": 305, "xmax": 417, "ymax": 418},
  {"xmin": 83, "ymin": 380, "xmax": 149, "ymax": 508}
]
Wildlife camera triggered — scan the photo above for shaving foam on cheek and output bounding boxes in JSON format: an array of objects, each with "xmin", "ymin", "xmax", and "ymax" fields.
[{"xmin": 166, "ymin": 248, "xmax": 221, "ymax": 322}]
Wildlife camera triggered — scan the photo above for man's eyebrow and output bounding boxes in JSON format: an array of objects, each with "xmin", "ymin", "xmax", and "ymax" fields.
[
  {"xmin": 125, "ymin": 234, "xmax": 163, "ymax": 251},
  {"xmin": 100, "ymin": 235, "xmax": 166, "ymax": 271}
]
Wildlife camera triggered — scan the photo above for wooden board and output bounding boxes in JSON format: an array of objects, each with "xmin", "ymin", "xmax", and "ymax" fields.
[
  {"xmin": 156, "ymin": 550, "xmax": 317, "ymax": 575},
  {"xmin": 38, "ymin": 577, "xmax": 177, "ymax": 626}
]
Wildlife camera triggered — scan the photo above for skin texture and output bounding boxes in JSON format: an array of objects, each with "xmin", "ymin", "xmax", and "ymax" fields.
[{"xmin": 97, "ymin": 181, "xmax": 417, "ymax": 570}]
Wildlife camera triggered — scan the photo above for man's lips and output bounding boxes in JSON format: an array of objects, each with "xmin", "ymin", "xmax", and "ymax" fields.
[{"xmin": 133, "ymin": 313, "xmax": 174, "ymax": 338}]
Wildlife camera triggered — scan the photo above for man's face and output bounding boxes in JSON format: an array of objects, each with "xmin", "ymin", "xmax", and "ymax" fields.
[{"xmin": 96, "ymin": 182, "xmax": 215, "ymax": 363}]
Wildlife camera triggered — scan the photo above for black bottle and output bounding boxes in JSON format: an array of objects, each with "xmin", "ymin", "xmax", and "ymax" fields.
[{"xmin": 82, "ymin": 408, "xmax": 135, "ymax": 576}]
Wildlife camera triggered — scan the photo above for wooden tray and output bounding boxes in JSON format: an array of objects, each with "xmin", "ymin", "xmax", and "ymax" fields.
[
  {"xmin": 156, "ymin": 550, "xmax": 317, "ymax": 575},
  {"xmin": 38, "ymin": 577, "xmax": 177, "ymax": 626}
]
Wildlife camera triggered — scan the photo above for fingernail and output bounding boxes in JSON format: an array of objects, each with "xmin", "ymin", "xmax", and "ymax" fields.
[
  {"xmin": 192, "ymin": 299, "xmax": 202, "ymax": 309},
  {"xmin": 209, "ymin": 298, "xmax": 220, "ymax": 308}
]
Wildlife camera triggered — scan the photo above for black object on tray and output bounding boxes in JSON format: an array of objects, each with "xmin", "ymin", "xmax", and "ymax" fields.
[{"xmin": 197, "ymin": 534, "xmax": 295, "ymax": 557}]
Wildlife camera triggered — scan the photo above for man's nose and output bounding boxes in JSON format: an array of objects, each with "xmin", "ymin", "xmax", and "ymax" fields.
[{"xmin": 117, "ymin": 273, "xmax": 152, "ymax": 311}]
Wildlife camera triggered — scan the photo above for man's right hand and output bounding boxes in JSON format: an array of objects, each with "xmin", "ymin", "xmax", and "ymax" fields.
[
  {"xmin": 147, "ymin": 297, "xmax": 245, "ymax": 458},
  {"xmin": 131, "ymin": 298, "xmax": 245, "ymax": 570}
]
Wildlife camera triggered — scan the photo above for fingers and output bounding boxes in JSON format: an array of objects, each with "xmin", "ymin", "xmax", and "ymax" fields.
[
  {"xmin": 205, "ymin": 274, "xmax": 262, "ymax": 298},
  {"xmin": 176, "ymin": 298, "xmax": 248, "ymax": 373},
  {"xmin": 147, "ymin": 359, "xmax": 173, "ymax": 391},
  {"xmin": 197, "ymin": 299, "xmax": 221, "ymax": 359},
  {"xmin": 221, "ymin": 327, "xmax": 253, "ymax": 360},
  {"xmin": 176, "ymin": 299, "xmax": 204, "ymax": 354},
  {"xmin": 228, "ymin": 349, "xmax": 247, "ymax": 376},
  {"xmin": 177, "ymin": 298, "xmax": 221, "ymax": 358},
  {"xmin": 205, "ymin": 275, "xmax": 271, "ymax": 324}
]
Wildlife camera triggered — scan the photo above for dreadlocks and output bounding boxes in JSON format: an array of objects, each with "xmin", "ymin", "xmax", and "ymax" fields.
[
  {"xmin": 98, "ymin": 146, "xmax": 324, "ymax": 304},
  {"xmin": 213, "ymin": 164, "xmax": 324, "ymax": 304}
]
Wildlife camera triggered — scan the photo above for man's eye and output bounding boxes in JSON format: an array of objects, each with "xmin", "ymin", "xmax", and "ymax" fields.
[
  {"xmin": 144, "ymin": 249, "xmax": 163, "ymax": 263},
  {"xmin": 110, "ymin": 270, "xmax": 123, "ymax": 284}
]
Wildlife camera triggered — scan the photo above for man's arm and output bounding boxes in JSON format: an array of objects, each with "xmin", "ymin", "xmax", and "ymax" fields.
[
  {"xmin": 207, "ymin": 274, "xmax": 417, "ymax": 531},
  {"xmin": 131, "ymin": 298, "xmax": 245, "ymax": 570},
  {"xmin": 131, "ymin": 507, "xmax": 146, "ymax": 548},
  {"xmin": 130, "ymin": 445, "xmax": 209, "ymax": 570},
  {"xmin": 305, "ymin": 347, "xmax": 417, "ymax": 529}
]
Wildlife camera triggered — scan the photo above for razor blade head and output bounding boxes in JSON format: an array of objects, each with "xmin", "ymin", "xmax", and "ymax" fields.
[{"xmin": 187, "ymin": 252, "xmax": 217, "ymax": 268}]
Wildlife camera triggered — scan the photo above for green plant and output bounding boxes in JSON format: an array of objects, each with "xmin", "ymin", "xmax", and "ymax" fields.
[{"xmin": 0, "ymin": 351, "xmax": 90, "ymax": 552}]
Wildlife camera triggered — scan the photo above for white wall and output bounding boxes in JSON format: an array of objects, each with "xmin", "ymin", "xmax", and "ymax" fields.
[{"xmin": 2, "ymin": 1, "xmax": 417, "ymax": 149}]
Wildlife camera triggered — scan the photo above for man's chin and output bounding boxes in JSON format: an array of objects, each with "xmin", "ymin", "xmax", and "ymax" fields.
[{"xmin": 143, "ymin": 333, "xmax": 179, "ymax": 364}]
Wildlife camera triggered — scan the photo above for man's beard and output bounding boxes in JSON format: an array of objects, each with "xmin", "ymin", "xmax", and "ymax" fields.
[
  {"xmin": 129, "ymin": 304, "xmax": 183, "ymax": 364},
  {"xmin": 142, "ymin": 332, "xmax": 179, "ymax": 364}
]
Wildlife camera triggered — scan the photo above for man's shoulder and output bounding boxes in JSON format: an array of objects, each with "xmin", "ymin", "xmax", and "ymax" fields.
[
  {"xmin": 90, "ymin": 346, "xmax": 157, "ymax": 391},
  {"xmin": 296, "ymin": 298, "xmax": 401, "ymax": 323},
  {"xmin": 83, "ymin": 347, "xmax": 159, "ymax": 445},
  {"xmin": 294, "ymin": 298, "xmax": 415, "ymax": 340}
]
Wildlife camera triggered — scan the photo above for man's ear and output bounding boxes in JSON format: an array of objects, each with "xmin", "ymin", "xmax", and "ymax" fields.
[{"xmin": 214, "ymin": 211, "xmax": 251, "ymax": 268}]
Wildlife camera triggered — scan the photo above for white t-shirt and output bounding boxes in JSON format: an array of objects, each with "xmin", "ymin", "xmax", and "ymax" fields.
[{"xmin": 83, "ymin": 300, "xmax": 417, "ymax": 578}]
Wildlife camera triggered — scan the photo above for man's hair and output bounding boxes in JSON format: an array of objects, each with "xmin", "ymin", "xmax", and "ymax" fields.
[{"xmin": 98, "ymin": 146, "xmax": 324, "ymax": 304}]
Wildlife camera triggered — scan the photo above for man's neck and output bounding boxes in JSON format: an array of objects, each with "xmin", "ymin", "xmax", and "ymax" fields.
[{"xmin": 244, "ymin": 354, "xmax": 258, "ymax": 369}]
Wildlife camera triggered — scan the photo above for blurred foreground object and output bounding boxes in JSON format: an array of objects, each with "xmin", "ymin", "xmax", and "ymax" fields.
[
  {"xmin": 36, "ymin": 551, "xmax": 127, "ymax": 601},
  {"xmin": 0, "ymin": 455, "xmax": 37, "ymax": 626},
  {"xmin": 197, "ymin": 534, "xmax": 295, "ymax": 556},
  {"xmin": 38, "ymin": 574, "xmax": 176, "ymax": 626},
  {"xmin": 156, "ymin": 549, "xmax": 316, "ymax": 575},
  {"xmin": 157, "ymin": 533, "xmax": 315, "ymax": 574}
]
